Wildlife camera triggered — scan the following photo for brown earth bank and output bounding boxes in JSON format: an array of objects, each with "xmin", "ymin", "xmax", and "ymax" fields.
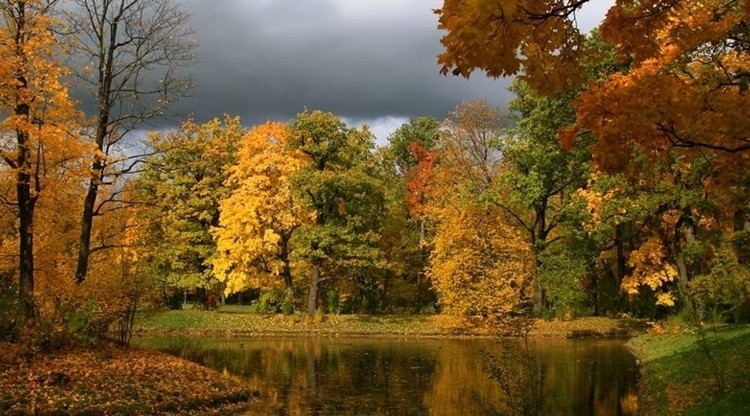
[{"xmin": 0, "ymin": 341, "xmax": 252, "ymax": 416}]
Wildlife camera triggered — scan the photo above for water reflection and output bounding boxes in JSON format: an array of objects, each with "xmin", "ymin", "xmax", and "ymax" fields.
[{"xmin": 135, "ymin": 336, "xmax": 637, "ymax": 416}]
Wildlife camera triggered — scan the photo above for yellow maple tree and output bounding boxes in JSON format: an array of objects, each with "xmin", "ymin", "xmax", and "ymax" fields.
[
  {"xmin": 429, "ymin": 203, "xmax": 534, "ymax": 316},
  {"xmin": 212, "ymin": 122, "xmax": 309, "ymax": 305},
  {"xmin": 419, "ymin": 101, "xmax": 535, "ymax": 317},
  {"xmin": 0, "ymin": 0, "xmax": 86, "ymax": 322}
]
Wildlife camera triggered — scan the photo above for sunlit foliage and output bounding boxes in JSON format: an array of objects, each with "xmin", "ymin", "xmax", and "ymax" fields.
[
  {"xmin": 430, "ymin": 203, "xmax": 534, "ymax": 316},
  {"xmin": 137, "ymin": 116, "xmax": 242, "ymax": 292},
  {"xmin": 212, "ymin": 122, "xmax": 308, "ymax": 305}
]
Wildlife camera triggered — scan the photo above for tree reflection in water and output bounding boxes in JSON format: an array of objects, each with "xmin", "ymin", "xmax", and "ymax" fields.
[{"xmin": 137, "ymin": 336, "xmax": 638, "ymax": 415}]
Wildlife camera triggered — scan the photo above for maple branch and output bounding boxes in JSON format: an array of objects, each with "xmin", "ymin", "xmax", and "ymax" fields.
[
  {"xmin": 657, "ymin": 123, "xmax": 750, "ymax": 153},
  {"xmin": 1, "ymin": 153, "xmax": 17, "ymax": 169},
  {"xmin": 520, "ymin": 0, "xmax": 591, "ymax": 22},
  {"xmin": 89, "ymin": 243, "xmax": 131, "ymax": 255},
  {"xmin": 494, "ymin": 200, "xmax": 533, "ymax": 235}
]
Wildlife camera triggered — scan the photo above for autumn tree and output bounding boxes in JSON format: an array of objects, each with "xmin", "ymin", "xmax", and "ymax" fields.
[
  {"xmin": 440, "ymin": 100, "xmax": 505, "ymax": 194},
  {"xmin": 416, "ymin": 101, "xmax": 535, "ymax": 317},
  {"xmin": 388, "ymin": 117, "xmax": 441, "ymax": 173},
  {"xmin": 212, "ymin": 122, "xmax": 308, "ymax": 310},
  {"xmin": 64, "ymin": 0, "xmax": 197, "ymax": 284},
  {"xmin": 569, "ymin": 145, "xmax": 748, "ymax": 318},
  {"xmin": 0, "ymin": 0, "xmax": 84, "ymax": 322},
  {"xmin": 491, "ymin": 80, "xmax": 593, "ymax": 315},
  {"xmin": 366, "ymin": 118, "xmax": 442, "ymax": 311},
  {"xmin": 288, "ymin": 110, "xmax": 385, "ymax": 315},
  {"xmin": 136, "ymin": 116, "xmax": 241, "ymax": 302},
  {"xmin": 77, "ymin": 180, "xmax": 157, "ymax": 346},
  {"xmin": 429, "ymin": 203, "xmax": 534, "ymax": 317},
  {"xmin": 357, "ymin": 141, "xmax": 441, "ymax": 314},
  {"xmin": 436, "ymin": 0, "xmax": 750, "ymax": 180},
  {"xmin": 436, "ymin": 0, "xmax": 750, "ymax": 317},
  {"xmin": 436, "ymin": 0, "xmax": 591, "ymax": 94}
]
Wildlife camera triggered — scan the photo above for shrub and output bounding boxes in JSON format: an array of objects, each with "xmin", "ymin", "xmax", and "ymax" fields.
[
  {"xmin": 249, "ymin": 289, "xmax": 283, "ymax": 313},
  {"xmin": 0, "ymin": 277, "xmax": 22, "ymax": 342}
]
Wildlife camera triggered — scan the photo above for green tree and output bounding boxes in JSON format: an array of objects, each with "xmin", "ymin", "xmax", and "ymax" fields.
[
  {"xmin": 372, "ymin": 146, "xmax": 436, "ymax": 312},
  {"xmin": 493, "ymin": 80, "xmax": 593, "ymax": 315},
  {"xmin": 136, "ymin": 116, "xmax": 242, "ymax": 300},
  {"xmin": 288, "ymin": 110, "xmax": 385, "ymax": 314},
  {"xmin": 388, "ymin": 117, "xmax": 440, "ymax": 173}
]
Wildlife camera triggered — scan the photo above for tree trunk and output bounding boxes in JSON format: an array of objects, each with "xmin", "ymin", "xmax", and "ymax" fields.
[
  {"xmin": 282, "ymin": 259, "xmax": 295, "ymax": 314},
  {"xmin": 307, "ymin": 262, "xmax": 321, "ymax": 315},
  {"xmin": 75, "ymin": 184, "xmax": 98, "ymax": 283},
  {"xmin": 531, "ymin": 210, "xmax": 548, "ymax": 315},
  {"xmin": 591, "ymin": 272, "xmax": 600, "ymax": 316},
  {"xmin": 532, "ymin": 244, "xmax": 545, "ymax": 315},
  {"xmin": 533, "ymin": 275, "xmax": 544, "ymax": 315},
  {"xmin": 13, "ymin": 3, "xmax": 35, "ymax": 322},
  {"xmin": 675, "ymin": 221, "xmax": 697, "ymax": 315},
  {"xmin": 614, "ymin": 224, "xmax": 627, "ymax": 312},
  {"xmin": 75, "ymin": 21, "xmax": 114, "ymax": 284},
  {"xmin": 17, "ymin": 135, "xmax": 36, "ymax": 323}
]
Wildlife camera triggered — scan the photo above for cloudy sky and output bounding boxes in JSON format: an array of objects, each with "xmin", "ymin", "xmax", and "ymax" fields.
[{"xmin": 171, "ymin": 0, "xmax": 611, "ymax": 144}]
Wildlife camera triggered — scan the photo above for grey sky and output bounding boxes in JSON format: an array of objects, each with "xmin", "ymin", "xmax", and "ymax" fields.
[{"xmin": 166, "ymin": 0, "xmax": 611, "ymax": 143}]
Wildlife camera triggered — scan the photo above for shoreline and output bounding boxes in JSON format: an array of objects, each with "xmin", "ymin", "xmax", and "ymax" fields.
[
  {"xmin": 135, "ymin": 310, "xmax": 649, "ymax": 339},
  {"xmin": 2, "ymin": 313, "xmax": 650, "ymax": 416}
]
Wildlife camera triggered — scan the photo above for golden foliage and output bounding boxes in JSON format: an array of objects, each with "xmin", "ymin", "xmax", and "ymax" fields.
[
  {"xmin": 0, "ymin": 0, "xmax": 88, "ymax": 320},
  {"xmin": 429, "ymin": 203, "xmax": 534, "ymax": 316},
  {"xmin": 212, "ymin": 122, "xmax": 309, "ymax": 294},
  {"xmin": 621, "ymin": 237, "xmax": 678, "ymax": 307},
  {"xmin": 570, "ymin": 0, "xmax": 750, "ymax": 178},
  {"xmin": 436, "ymin": 0, "xmax": 587, "ymax": 93},
  {"xmin": 437, "ymin": 0, "xmax": 750, "ymax": 187}
]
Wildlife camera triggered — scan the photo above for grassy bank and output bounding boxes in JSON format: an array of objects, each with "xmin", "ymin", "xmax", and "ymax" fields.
[
  {"xmin": 628, "ymin": 324, "xmax": 750, "ymax": 416},
  {"xmin": 0, "ymin": 342, "xmax": 251, "ymax": 415},
  {"xmin": 135, "ymin": 306, "xmax": 646, "ymax": 338}
]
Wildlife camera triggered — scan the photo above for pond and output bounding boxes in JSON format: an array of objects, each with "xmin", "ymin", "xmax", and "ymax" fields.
[{"xmin": 135, "ymin": 336, "xmax": 638, "ymax": 416}]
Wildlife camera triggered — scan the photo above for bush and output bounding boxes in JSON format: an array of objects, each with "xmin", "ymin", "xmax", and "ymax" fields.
[
  {"xmin": 249, "ymin": 289, "xmax": 283, "ymax": 314},
  {"xmin": 0, "ymin": 278, "xmax": 22, "ymax": 342},
  {"xmin": 538, "ymin": 247, "xmax": 588, "ymax": 319},
  {"xmin": 692, "ymin": 238, "xmax": 750, "ymax": 323}
]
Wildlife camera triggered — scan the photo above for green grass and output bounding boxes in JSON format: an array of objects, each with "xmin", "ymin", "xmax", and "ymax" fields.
[
  {"xmin": 628, "ymin": 325, "xmax": 750, "ymax": 416},
  {"xmin": 135, "ymin": 307, "xmax": 645, "ymax": 339},
  {"xmin": 135, "ymin": 308, "xmax": 473, "ymax": 337}
]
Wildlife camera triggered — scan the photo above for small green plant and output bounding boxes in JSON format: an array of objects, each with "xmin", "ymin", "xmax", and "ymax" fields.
[
  {"xmin": 249, "ymin": 289, "xmax": 282, "ymax": 314},
  {"xmin": 324, "ymin": 288, "xmax": 341, "ymax": 314},
  {"xmin": 0, "ymin": 279, "xmax": 22, "ymax": 342},
  {"xmin": 67, "ymin": 299, "xmax": 99, "ymax": 347}
]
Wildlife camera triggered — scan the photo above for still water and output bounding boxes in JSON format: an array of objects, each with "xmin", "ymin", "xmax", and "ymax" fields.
[{"xmin": 136, "ymin": 336, "xmax": 638, "ymax": 416}]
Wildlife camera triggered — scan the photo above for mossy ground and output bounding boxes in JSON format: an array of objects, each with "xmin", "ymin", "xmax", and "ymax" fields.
[{"xmin": 628, "ymin": 324, "xmax": 750, "ymax": 416}]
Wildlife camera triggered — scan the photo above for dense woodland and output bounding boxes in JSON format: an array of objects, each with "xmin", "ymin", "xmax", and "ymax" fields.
[{"xmin": 2, "ymin": 0, "xmax": 750, "ymax": 350}]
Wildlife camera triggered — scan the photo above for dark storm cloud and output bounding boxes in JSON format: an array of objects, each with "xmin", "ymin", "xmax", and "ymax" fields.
[{"xmin": 175, "ymin": 0, "xmax": 514, "ymax": 127}]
